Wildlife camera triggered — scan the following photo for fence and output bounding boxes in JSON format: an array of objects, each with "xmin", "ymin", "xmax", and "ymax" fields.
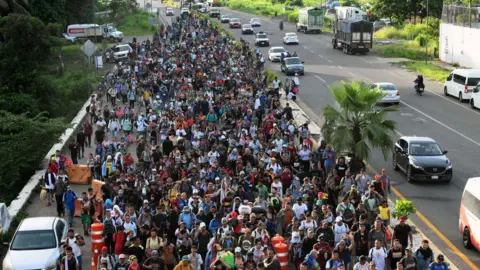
[{"xmin": 441, "ymin": 4, "xmax": 480, "ymax": 28}]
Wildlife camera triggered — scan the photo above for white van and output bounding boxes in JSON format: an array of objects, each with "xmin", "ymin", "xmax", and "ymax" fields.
[
  {"xmin": 459, "ymin": 177, "xmax": 480, "ymax": 250},
  {"xmin": 443, "ymin": 69, "xmax": 480, "ymax": 102},
  {"xmin": 471, "ymin": 83, "xmax": 480, "ymax": 109}
]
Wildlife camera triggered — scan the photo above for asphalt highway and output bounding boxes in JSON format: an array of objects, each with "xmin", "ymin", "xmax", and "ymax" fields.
[{"xmin": 158, "ymin": 5, "xmax": 480, "ymax": 269}]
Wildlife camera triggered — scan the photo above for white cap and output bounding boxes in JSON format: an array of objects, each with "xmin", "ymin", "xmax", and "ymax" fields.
[
  {"xmin": 143, "ymin": 199, "xmax": 149, "ymax": 204},
  {"xmin": 335, "ymin": 216, "xmax": 343, "ymax": 222},
  {"xmin": 235, "ymin": 247, "xmax": 242, "ymax": 253}
]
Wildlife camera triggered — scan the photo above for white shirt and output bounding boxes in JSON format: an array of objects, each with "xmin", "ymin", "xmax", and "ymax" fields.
[
  {"xmin": 299, "ymin": 219, "xmax": 318, "ymax": 231},
  {"xmin": 292, "ymin": 203, "xmax": 308, "ymax": 219},
  {"xmin": 369, "ymin": 247, "xmax": 387, "ymax": 270},
  {"xmin": 298, "ymin": 149, "xmax": 311, "ymax": 161},
  {"xmin": 353, "ymin": 262, "xmax": 370, "ymax": 270},
  {"xmin": 65, "ymin": 237, "xmax": 82, "ymax": 257},
  {"xmin": 271, "ymin": 181, "xmax": 283, "ymax": 196},
  {"xmin": 208, "ymin": 151, "xmax": 220, "ymax": 165},
  {"xmin": 333, "ymin": 223, "xmax": 349, "ymax": 244},
  {"xmin": 123, "ymin": 221, "xmax": 137, "ymax": 237}
]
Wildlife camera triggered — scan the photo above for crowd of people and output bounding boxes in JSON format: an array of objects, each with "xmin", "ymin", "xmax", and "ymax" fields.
[{"xmin": 49, "ymin": 12, "xmax": 451, "ymax": 270}]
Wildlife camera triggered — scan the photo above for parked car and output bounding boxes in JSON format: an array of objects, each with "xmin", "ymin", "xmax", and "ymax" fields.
[
  {"xmin": 281, "ymin": 57, "xmax": 305, "ymax": 75},
  {"xmin": 220, "ymin": 15, "xmax": 231, "ymax": 23},
  {"xmin": 370, "ymin": 82, "xmax": 400, "ymax": 105},
  {"xmin": 443, "ymin": 69, "xmax": 480, "ymax": 102},
  {"xmin": 459, "ymin": 177, "xmax": 480, "ymax": 250},
  {"xmin": 106, "ymin": 44, "xmax": 133, "ymax": 62},
  {"xmin": 229, "ymin": 18, "xmax": 241, "ymax": 28},
  {"xmin": 268, "ymin": 46, "xmax": 288, "ymax": 62},
  {"xmin": 242, "ymin": 24, "xmax": 254, "ymax": 34},
  {"xmin": 166, "ymin": 7, "xmax": 174, "ymax": 16},
  {"xmin": 393, "ymin": 136, "xmax": 452, "ymax": 182},
  {"xmin": 283, "ymin": 32, "xmax": 299, "ymax": 45},
  {"xmin": 250, "ymin": 18, "xmax": 261, "ymax": 27},
  {"xmin": 2, "ymin": 217, "xmax": 68, "ymax": 270},
  {"xmin": 254, "ymin": 32, "xmax": 270, "ymax": 47},
  {"xmin": 181, "ymin": 8, "xmax": 190, "ymax": 16}
]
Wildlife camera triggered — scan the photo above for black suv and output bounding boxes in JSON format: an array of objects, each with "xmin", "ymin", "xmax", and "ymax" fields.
[{"xmin": 393, "ymin": 136, "xmax": 452, "ymax": 182}]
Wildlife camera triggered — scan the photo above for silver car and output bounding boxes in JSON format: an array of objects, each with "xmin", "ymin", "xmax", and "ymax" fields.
[
  {"xmin": 2, "ymin": 217, "xmax": 68, "ymax": 270},
  {"xmin": 371, "ymin": 82, "xmax": 401, "ymax": 105},
  {"xmin": 268, "ymin": 46, "xmax": 288, "ymax": 62}
]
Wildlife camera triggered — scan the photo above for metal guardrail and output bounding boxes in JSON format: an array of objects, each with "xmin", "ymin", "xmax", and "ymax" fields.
[{"xmin": 442, "ymin": 4, "xmax": 480, "ymax": 28}]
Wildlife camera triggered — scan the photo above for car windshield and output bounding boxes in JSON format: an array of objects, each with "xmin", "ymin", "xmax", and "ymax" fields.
[
  {"xmin": 257, "ymin": 34, "xmax": 267, "ymax": 38},
  {"xmin": 286, "ymin": 58, "xmax": 301, "ymax": 64},
  {"xmin": 378, "ymin": 84, "xmax": 397, "ymax": 91},
  {"xmin": 409, "ymin": 142, "xmax": 444, "ymax": 156},
  {"xmin": 244, "ymin": 24, "xmax": 252, "ymax": 28},
  {"xmin": 231, "ymin": 19, "xmax": 239, "ymax": 22},
  {"xmin": 113, "ymin": 46, "xmax": 129, "ymax": 52},
  {"xmin": 11, "ymin": 230, "xmax": 56, "ymax": 250},
  {"xmin": 272, "ymin": 48, "xmax": 285, "ymax": 53}
]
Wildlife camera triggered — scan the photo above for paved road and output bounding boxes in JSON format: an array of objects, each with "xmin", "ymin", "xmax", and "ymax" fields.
[{"xmin": 188, "ymin": 6, "xmax": 480, "ymax": 269}]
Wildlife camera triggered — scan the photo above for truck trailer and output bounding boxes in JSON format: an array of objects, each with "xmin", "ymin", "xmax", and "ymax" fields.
[
  {"xmin": 332, "ymin": 18, "xmax": 373, "ymax": 54},
  {"xmin": 296, "ymin": 6, "xmax": 325, "ymax": 33}
]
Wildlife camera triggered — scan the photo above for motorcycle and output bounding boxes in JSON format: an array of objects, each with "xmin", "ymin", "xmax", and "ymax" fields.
[{"xmin": 414, "ymin": 84, "xmax": 424, "ymax": 95}]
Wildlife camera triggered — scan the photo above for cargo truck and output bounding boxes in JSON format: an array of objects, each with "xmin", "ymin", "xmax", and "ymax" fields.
[
  {"xmin": 66, "ymin": 23, "xmax": 124, "ymax": 42},
  {"xmin": 332, "ymin": 18, "xmax": 373, "ymax": 54},
  {"xmin": 296, "ymin": 6, "xmax": 325, "ymax": 33}
]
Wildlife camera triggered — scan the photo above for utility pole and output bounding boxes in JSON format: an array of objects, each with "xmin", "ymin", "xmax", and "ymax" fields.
[{"xmin": 425, "ymin": 0, "xmax": 429, "ymax": 65}]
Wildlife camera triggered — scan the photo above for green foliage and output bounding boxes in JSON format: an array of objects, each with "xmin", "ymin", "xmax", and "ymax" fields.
[
  {"xmin": 370, "ymin": 0, "xmax": 410, "ymax": 24},
  {"xmin": 0, "ymin": 111, "xmax": 69, "ymax": 203},
  {"xmin": 392, "ymin": 200, "xmax": 417, "ymax": 219},
  {"xmin": 374, "ymin": 43, "xmax": 435, "ymax": 61},
  {"xmin": 263, "ymin": 70, "xmax": 277, "ymax": 84},
  {"xmin": 30, "ymin": 0, "xmax": 67, "ymax": 25},
  {"xmin": 322, "ymin": 81, "xmax": 397, "ymax": 161},
  {"xmin": 108, "ymin": 0, "xmax": 139, "ymax": 24},
  {"xmin": 64, "ymin": 0, "xmax": 95, "ymax": 25},
  {"xmin": 117, "ymin": 12, "xmax": 158, "ymax": 36},
  {"xmin": 288, "ymin": 10, "xmax": 299, "ymax": 22},
  {"xmin": 374, "ymin": 26, "xmax": 408, "ymax": 39},
  {"xmin": 393, "ymin": 61, "xmax": 450, "ymax": 82}
]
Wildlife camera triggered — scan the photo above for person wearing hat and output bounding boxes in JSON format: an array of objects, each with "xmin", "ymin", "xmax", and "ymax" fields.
[
  {"xmin": 179, "ymin": 205, "xmax": 197, "ymax": 230},
  {"xmin": 391, "ymin": 216, "xmax": 413, "ymax": 249},
  {"xmin": 136, "ymin": 206, "xmax": 153, "ymax": 230},
  {"xmin": 98, "ymin": 246, "xmax": 116, "ymax": 270},
  {"xmin": 114, "ymin": 254, "xmax": 128, "ymax": 269},
  {"xmin": 336, "ymin": 196, "xmax": 356, "ymax": 226},
  {"xmin": 333, "ymin": 216, "xmax": 349, "ymax": 245},
  {"xmin": 233, "ymin": 247, "xmax": 245, "ymax": 268},
  {"xmin": 143, "ymin": 249, "xmax": 166, "ymax": 270},
  {"xmin": 428, "ymin": 254, "xmax": 449, "ymax": 270},
  {"xmin": 353, "ymin": 255, "xmax": 369, "ymax": 270},
  {"xmin": 102, "ymin": 154, "xmax": 116, "ymax": 178},
  {"xmin": 399, "ymin": 246, "xmax": 419, "ymax": 269}
]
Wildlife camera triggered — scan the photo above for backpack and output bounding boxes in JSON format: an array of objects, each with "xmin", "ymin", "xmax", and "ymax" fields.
[
  {"xmin": 342, "ymin": 204, "xmax": 354, "ymax": 222},
  {"xmin": 369, "ymin": 247, "xmax": 387, "ymax": 259},
  {"xmin": 429, "ymin": 262, "xmax": 449, "ymax": 270},
  {"xmin": 103, "ymin": 219, "xmax": 116, "ymax": 235},
  {"xmin": 270, "ymin": 197, "xmax": 281, "ymax": 212}
]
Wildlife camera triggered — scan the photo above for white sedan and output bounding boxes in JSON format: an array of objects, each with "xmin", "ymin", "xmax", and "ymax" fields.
[
  {"xmin": 370, "ymin": 82, "xmax": 400, "ymax": 105},
  {"xmin": 268, "ymin": 46, "xmax": 288, "ymax": 62},
  {"xmin": 250, "ymin": 18, "xmax": 261, "ymax": 27},
  {"xmin": 283, "ymin": 32, "xmax": 299, "ymax": 45}
]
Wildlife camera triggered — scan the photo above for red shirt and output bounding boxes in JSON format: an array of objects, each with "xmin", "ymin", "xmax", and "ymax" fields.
[{"xmin": 113, "ymin": 232, "xmax": 126, "ymax": 254}]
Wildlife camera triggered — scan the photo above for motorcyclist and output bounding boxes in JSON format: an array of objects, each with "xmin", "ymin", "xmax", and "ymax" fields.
[{"xmin": 414, "ymin": 75, "xmax": 425, "ymax": 91}]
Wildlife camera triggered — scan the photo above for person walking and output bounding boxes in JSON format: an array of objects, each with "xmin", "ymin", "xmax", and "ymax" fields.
[
  {"xmin": 54, "ymin": 174, "xmax": 67, "ymax": 217},
  {"xmin": 63, "ymin": 186, "xmax": 77, "ymax": 227},
  {"xmin": 76, "ymin": 128, "xmax": 87, "ymax": 159},
  {"xmin": 44, "ymin": 167, "xmax": 57, "ymax": 206}
]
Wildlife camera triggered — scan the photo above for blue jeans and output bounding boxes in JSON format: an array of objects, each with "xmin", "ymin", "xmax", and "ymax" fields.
[
  {"xmin": 66, "ymin": 208, "xmax": 74, "ymax": 226},
  {"xmin": 76, "ymin": 255, "xmax": 82, "ymax": 270}
]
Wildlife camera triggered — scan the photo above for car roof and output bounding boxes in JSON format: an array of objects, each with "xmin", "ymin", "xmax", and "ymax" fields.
[
  {"xmin": 465, "ymin": 177, "xmax": 480, "ymax": 196},
  {"xmin": 270, "ymin": 47, "xmax": 285, "ymax": 50},
  {"xmin": 243, "ymin": 24, "xmax": 252, "ymax": 26},
  {"xmin": 451, "ymin": 69, "xmax": 480, "ymax": 78},
  {"xmin": 18, "ymin": 217, "xmax": 58, "ymax": 231},
  {"xmin": 373, "ymin": 82, "xmax": 397, "ymax": 87},
  {"xmin": 285, "ymin": 32, "xmax": 296, "ymax": 35},
  {"xmin": 251, "ymin": 18, "xmax": 259, "ymax": 20},
  {"xmin": 284, "ymin": 57, "xmax": 300, "ymax": 60},
  {"xmin": 400, "ymin": 136, "xmax": 436, "ymax": 143}
]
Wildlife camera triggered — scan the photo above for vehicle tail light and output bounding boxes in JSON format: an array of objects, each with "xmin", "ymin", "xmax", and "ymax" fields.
[
  {"xmin": 465, "ymin": 84, "xmax": 469, "ymax": 93},
  {"xmin": 397, "ymin": 91, "xmax": 400, "ymax": 96}
]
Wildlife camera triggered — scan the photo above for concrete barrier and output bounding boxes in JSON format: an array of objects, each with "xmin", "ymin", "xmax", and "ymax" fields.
[{"xmin": 5, "ymin": 97, "xmax": 92, "ymax": 230}]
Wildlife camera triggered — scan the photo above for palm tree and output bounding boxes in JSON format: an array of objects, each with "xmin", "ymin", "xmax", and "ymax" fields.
[{"xmin": 322, "ymin": 81, "xmax": 397, "ymax": 163}]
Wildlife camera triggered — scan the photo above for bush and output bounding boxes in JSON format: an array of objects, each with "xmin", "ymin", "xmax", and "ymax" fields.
[
  {"xmin": 403, "ymin": 23, "xmax": 426, "ymax": 40},
  {"xmin": 263, "ymin": 70, "xmax": 277, "ymax": 83},
  {"xmin": 414, "ymin": 33, "xmax": 427, "ymax": 47},
  {"xmin": 392, "ymin": 200, "xmax": 416, "ymax": 219},
  {"xmin": 394, "ymin": 61, "xmax": 451, "ymax": 82},
  {"xmin": 117, "ymin": 12, "xmax": 158, "ymax": 36},
  {"xmin": 374, "ymin": 26, "xmax": 407, "ymax": 39},
  {"xmin": 288, "ymin": 10, "xmax": 299, "ymax": 22}
]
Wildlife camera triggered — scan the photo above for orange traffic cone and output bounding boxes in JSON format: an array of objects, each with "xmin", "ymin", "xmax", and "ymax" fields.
[{"xmin": 91, "ymin": 257, "xmax": 96, "ymax": 270}]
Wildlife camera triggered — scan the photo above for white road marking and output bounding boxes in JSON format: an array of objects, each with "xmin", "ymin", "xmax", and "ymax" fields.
[
  {"xmin": 423, "ymin": 88, "xmax": 480, "ymax": 117},
  {"xmin": 303, "ymin": 46, "xmax": 309, "ymax": 50},
  {"xmin": 401, "ymin": 113, "xmax": 414, "ymax": 117},
  {"xmin": 349, "ymin": 72, "xmax": 356, "ymax": 77},
  {"xmin": 338, "ymin": 66, "xmax": 344, "ymax": 69},
  {"xmin": 327, "ymin": 59, "xmax": 333, "ymax": 63},
  {"xmin": 315, "ymin": 75, "xmax": 326, "ymax": 83},
  {"xmin": 318, "ymin": 54, "xmax": 324, "ymax": 58},
  {"xmin": 400, "ymin": 101, "xmax": 480, "ymax": 147}
]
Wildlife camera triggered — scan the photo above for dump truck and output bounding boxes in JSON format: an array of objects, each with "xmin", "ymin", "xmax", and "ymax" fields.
[
  {"xmin": 296, "ymin": 6, "xmax": 325, "ymax": 33},
  {"xmin": 332, "ymin": 18, "xmax": 373, "ymax": 54}
]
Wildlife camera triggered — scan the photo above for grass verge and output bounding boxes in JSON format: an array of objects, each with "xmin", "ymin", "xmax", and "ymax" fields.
[
  {"xmin": 118, "ymin": 12, "xmax": 159, "ymax": 36},
  {"xmin": 393, "ymin": 61, "xmax": 451, "ymax": 82},
  {"xmin": 373, "ymin": 43, "xmax": 435, "ymax": 61}
]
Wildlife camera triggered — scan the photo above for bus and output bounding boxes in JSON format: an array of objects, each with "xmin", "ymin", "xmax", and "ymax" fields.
[{"xmin": 459, "ymin": 177, "xmax": 480, "ymax": 250}]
